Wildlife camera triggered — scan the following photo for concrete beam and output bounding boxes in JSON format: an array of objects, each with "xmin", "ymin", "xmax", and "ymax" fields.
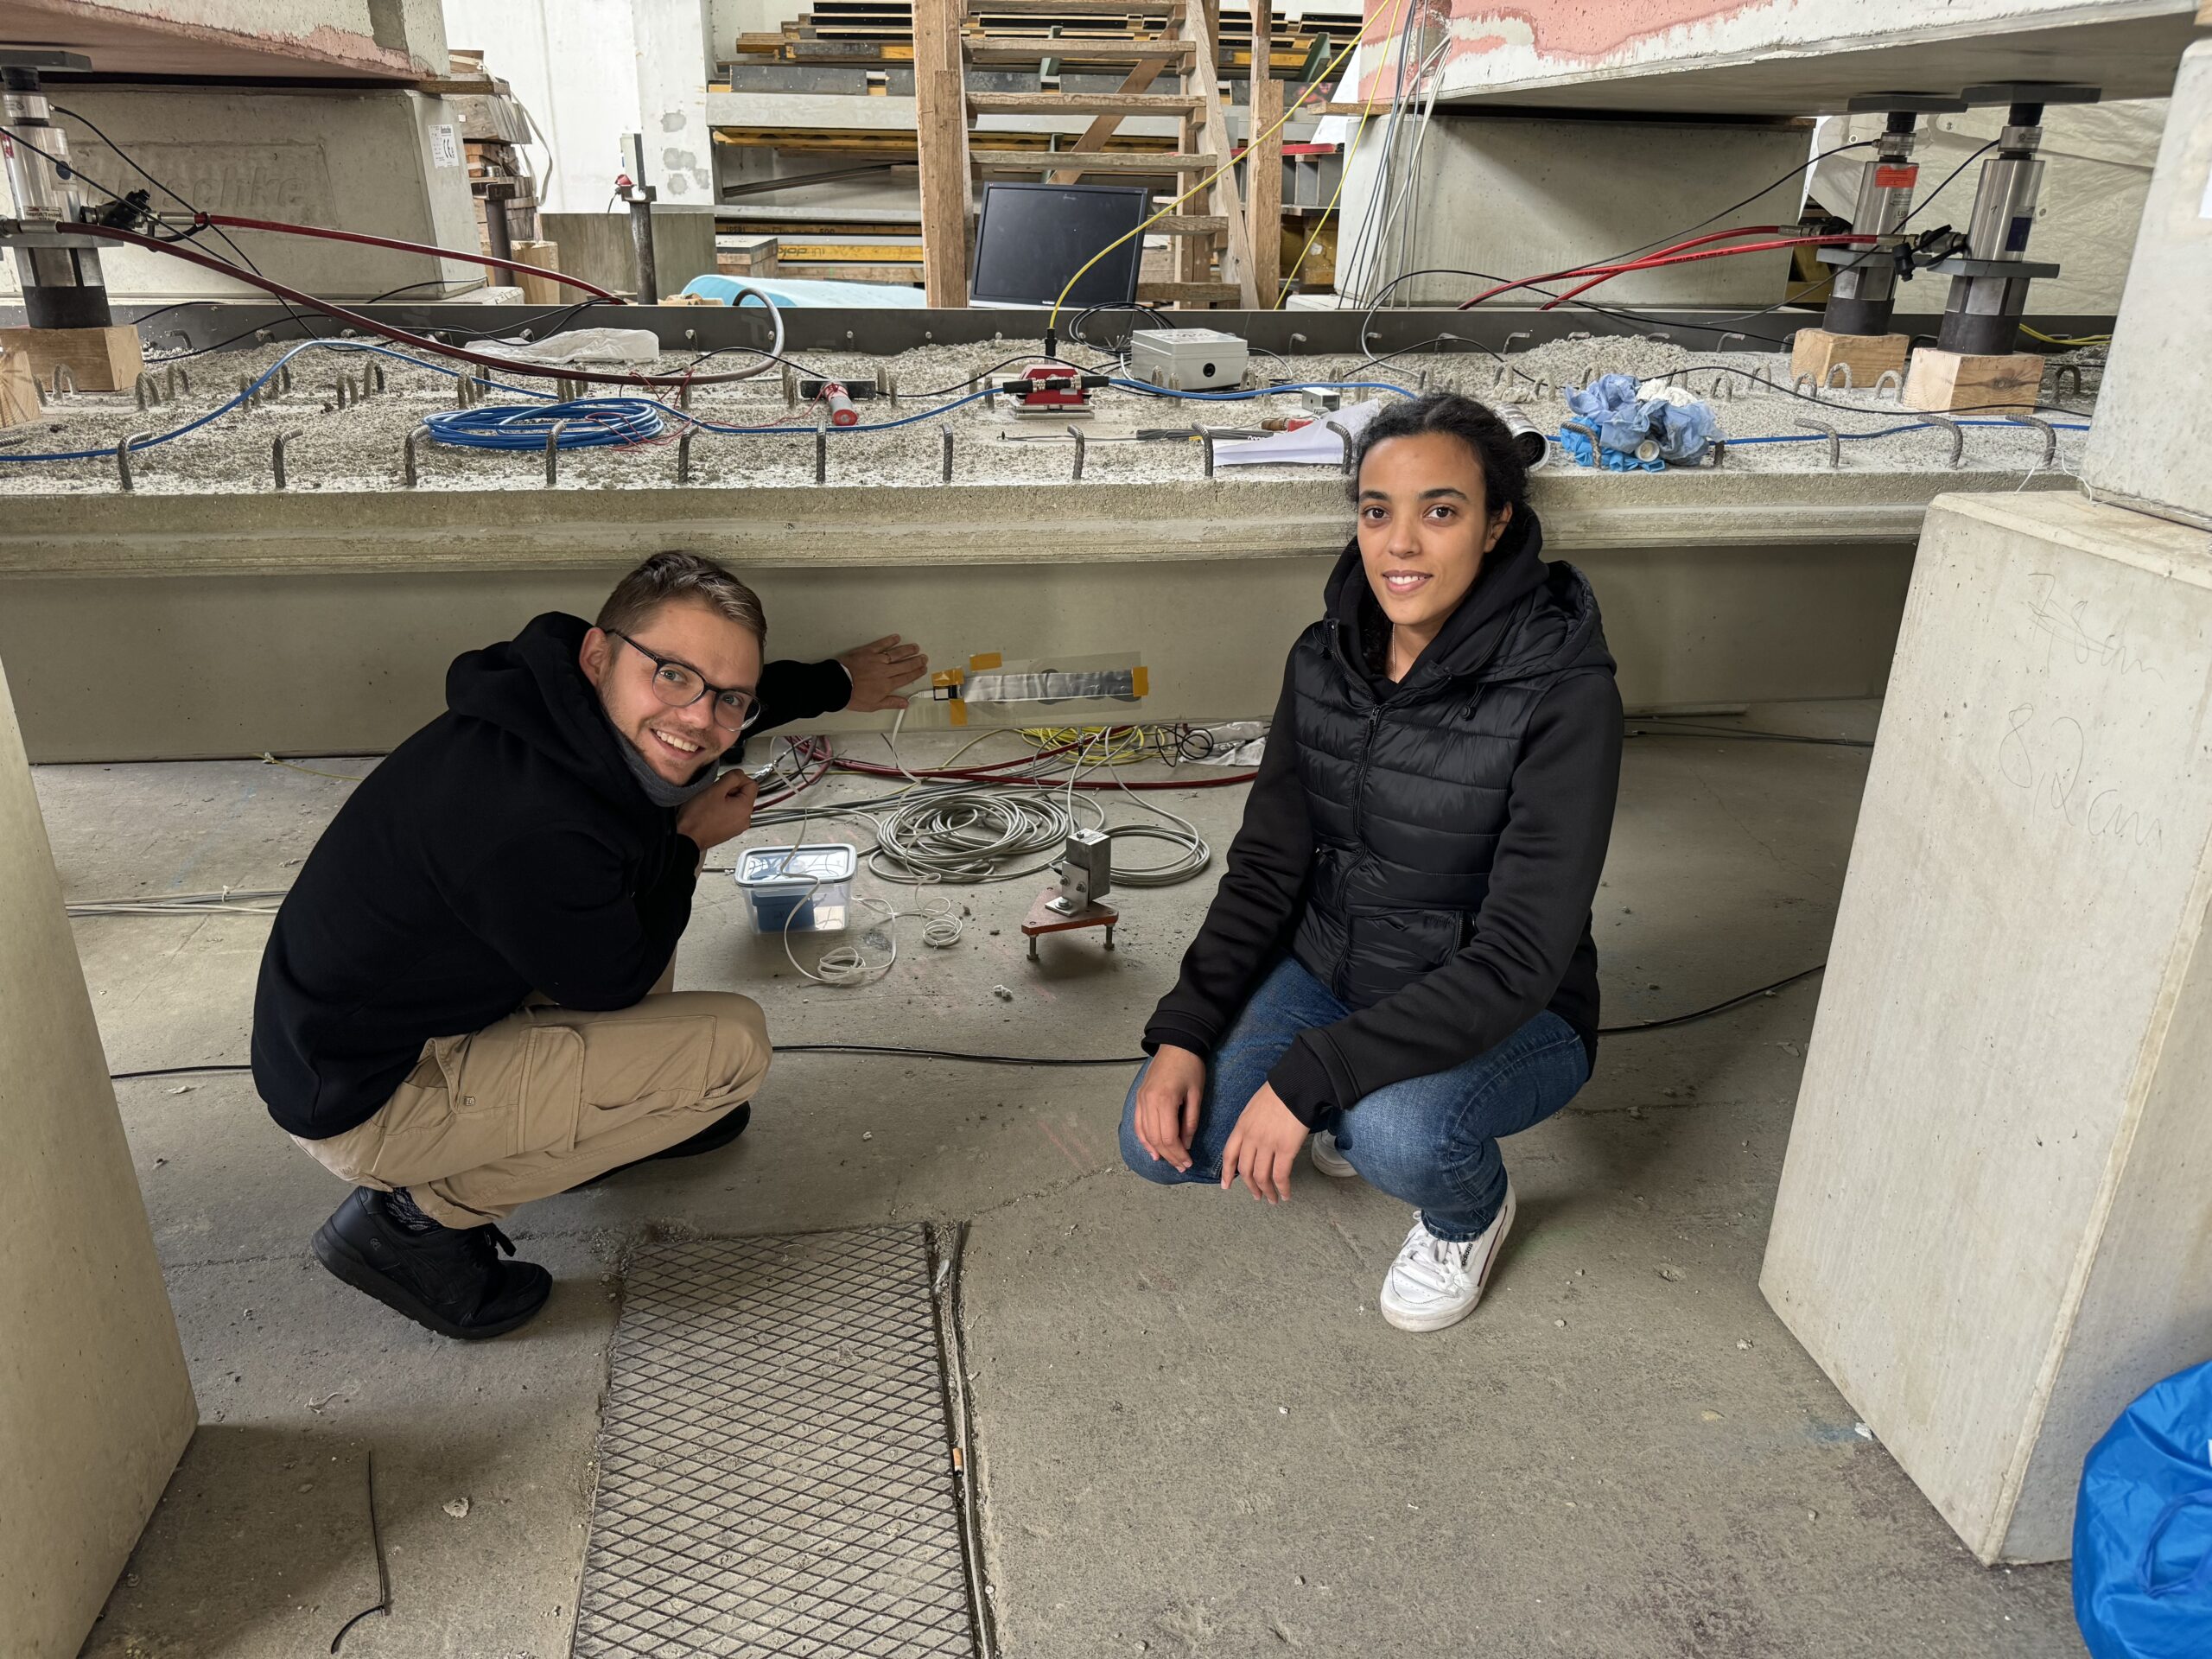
[
  {"xmin": 1418, "ymin": 0, "xmax": 2197, "ymax": 116},
  {"xmin": 0, "ymin": 470, "xmax": 2054, "ymax": 582},
  {"xmin": 0, "ymin": 535, "xmax": 1916, "ymax": 760},
  {"xmin": 0, "ymin": 0, "xmax": 446, "ymax": 79}
]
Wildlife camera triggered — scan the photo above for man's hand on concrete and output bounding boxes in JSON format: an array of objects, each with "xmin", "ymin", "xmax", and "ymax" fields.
[
  {"xmin": 677, "ymin": 772, "xmax": 759, "ymax": 852},
  {"xmin": 838, "ymin": 635, "xmax": 930, "ymax": 712}
]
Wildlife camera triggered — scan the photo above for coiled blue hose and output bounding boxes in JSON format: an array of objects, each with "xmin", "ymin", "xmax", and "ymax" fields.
[{"xmin": 421, "ymin": 397, "xmax": 666, "ymax": 450}]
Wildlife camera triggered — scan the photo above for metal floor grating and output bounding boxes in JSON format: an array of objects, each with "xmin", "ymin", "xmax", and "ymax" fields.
[{"xmin": 572, "ymin": 1228, "xmax": 978, "ymax": 1658}]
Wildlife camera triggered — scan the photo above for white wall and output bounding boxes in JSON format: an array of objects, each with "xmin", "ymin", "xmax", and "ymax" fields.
[
  {"xmin": 1337, "ymin": 111, "xmax": 1811, "ymax": 308},
  {"xmin": 1, "ymin": 89, "xmax": 480, "ymax": 304},
  {"xmin": 709, "ymin": 0, "xmax": 786, "ymax": 60},
  {"xmin": 443, "ymin": 0, "xmax": 714, "ymax": 215}
]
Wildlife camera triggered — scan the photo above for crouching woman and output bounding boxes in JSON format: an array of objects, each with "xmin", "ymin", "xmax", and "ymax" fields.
[{"xmin": 1121, "ymin": 392, "xmax": 1623, "ymax": 1332}]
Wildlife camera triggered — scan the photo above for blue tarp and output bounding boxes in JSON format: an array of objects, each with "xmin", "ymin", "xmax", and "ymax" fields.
[{"xmin": 681, "ymin": 274, "xmax": 929, "ymax": 309}]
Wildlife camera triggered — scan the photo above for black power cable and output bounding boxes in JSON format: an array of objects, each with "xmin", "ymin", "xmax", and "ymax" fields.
[
  {"xmin": 103, "ymin": 961, "xmax": 1832, "ymax": 1084},
  {"xmin": 1589, "ymin": 139, "xmax": 1877, "ymax": 268}
]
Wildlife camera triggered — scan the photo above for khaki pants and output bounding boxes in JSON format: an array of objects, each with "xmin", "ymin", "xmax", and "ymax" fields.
[{"xmin": 294, "ymin": 977, "xmax": 771, "ymax": 1226}]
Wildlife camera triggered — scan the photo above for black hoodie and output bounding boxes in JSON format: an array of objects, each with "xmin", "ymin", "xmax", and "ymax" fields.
[
  {"xmin": 251, "ymin": 613, "xmax": 849, "ymax": 1139},
  {"xmin": 1142, "ymin": 509, "xmax": 1622, "ymax": 1123}
]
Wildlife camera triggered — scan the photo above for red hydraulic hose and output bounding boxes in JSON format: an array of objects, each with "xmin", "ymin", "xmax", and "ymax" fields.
[
  {"xmin": 198, "ymin": 213, "xmax": 625, "ymax": 302},
  {"xmin": 809, "ymin": 743, "xmax": 1259, "ymax": 791},
  {"xmin": 1534, "ymin": 233, "xmax": 1875, "ymax": 310},
  {"xmin": 1453, "ymin": 226, "xmax": 1868, "ymax": 311},
  {"xmin": 1454, "ymin": 226, "xmax": 1789, "ymax": 309},
  {"xmin": 72, "ymin": 222, "xmax": 775, "ymax": 386}
]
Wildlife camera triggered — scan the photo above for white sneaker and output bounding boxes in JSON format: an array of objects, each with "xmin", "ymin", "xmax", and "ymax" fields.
[
  {"xmin": 1377, "ymin": 1184, "xmax": 1516, "ymax": 1333},
  {"xmin": 1310, "ymin": 1129, "xmax": 1357, "ymax": 1179}
]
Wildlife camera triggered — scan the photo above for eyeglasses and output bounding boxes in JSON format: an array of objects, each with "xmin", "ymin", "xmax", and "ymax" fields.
[{"xmin": 604, "ymin": 629, "xmax": 756, "ymax": 730}]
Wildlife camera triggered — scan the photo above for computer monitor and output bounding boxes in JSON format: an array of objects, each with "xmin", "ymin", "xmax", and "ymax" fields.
[{"xmin": 969, "ymin": 182, "xmax": 1148, "ymax": 308}]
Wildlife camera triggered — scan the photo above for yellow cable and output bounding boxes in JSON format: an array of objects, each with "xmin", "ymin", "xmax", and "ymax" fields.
[
  {"xmin": 1046, "ymin": 8, "xmax": 1401, "ymax": 328},
  {"xmin": 1275, "ymin": 0, "xmax": 1410, "ymax": 308},
  {"xmin": 2021, "ymin": 325, "xmax": 2111, "ymax": 347},
  {"xmin": 1019, "ymin": 724, "xmax": 1160, "ymax": 764}
]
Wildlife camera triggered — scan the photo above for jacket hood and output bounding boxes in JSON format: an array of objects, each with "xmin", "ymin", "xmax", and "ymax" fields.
[
  {"xmin": 444, "ymin": 612, "xmax": 643, "ymax": 806},
  {"xmin": 1323, "ymin": 504, "xmax": 1612, "ymax": 689}
]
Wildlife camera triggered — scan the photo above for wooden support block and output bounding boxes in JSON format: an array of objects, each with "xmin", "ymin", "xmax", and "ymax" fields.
[
  {"xmin": 717, "ymin": 235, "xmax": 781, "ymax": 277},
  {"xmin": 1903, "ymin": 346, "xmax": 2047, "ymax": 414},
  {"xmin": 1789, "ymin": 327, "xmax": 1910, "ymax": 391},
  {"xmin": 0, "ymin": 342, "xmax": 39, "ymax": 429},
  {"xmin": 0, "ymin": 325, "xmax": 144, "ymax": 394},
  {"xmin": 510, "ymin": 239, "xmax": 565, "ymax": 306},
  {"xmin": 1138, "ymin": 279, "xmax": 1242, "ymax": 305}
]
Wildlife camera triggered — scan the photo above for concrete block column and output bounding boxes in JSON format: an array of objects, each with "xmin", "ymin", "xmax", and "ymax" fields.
[
  {"xmin": 2081, "ymin": 41, "xmax": 2212, "ymax": 532},
  {"xmin": 0, "ymin": 655, "xmax": 196, "ymax": 1655},
  {"xmin": 1761, "ymin": 489, "xmax": 2212, "ymax": 1561}
]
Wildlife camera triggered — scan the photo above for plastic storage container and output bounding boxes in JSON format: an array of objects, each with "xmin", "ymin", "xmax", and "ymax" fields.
[{"xmin": 734, "ymin": 842, "xmax": 856, "ymax": 934}]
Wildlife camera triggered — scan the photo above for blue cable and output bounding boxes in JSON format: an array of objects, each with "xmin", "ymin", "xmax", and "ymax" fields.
[
  {"xmin": 1110, "ymin": 378, "xmax": 1417, "ymax": 401},
  {"xmin": 1723, "ymin": 418, "xmax": 2090, "ymax": 445},
  {"xmin": 659, "ymin": 378, "xmax": 1418, "ymax": 437},
  {"xmin": 0, "ymin": 337, "xmax": 556, "ymax": 463},
  {"xmin": 663, "ymin": 387, "xmax": 998, "ymax": 437},
  {"xmin": 423, "ymin": 397, "xmax": 665, "ymax": 449}
]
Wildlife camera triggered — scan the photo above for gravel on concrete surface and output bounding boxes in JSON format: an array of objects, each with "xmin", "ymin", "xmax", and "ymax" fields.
[{"xmin": 0, "ymin": 329, "xmax": 2102, "ymax": 498}]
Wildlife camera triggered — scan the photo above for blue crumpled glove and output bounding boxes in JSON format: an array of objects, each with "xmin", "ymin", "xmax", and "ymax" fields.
[
  {"xmin": 1560, "ymin": 372, "xmax": 1720, "ymax": 466},
  {"xmin": 1641, "ymin": 391, "xmax": 1721, "ymax": 464},
  {"xmin": 1555, "ymin": 423, "xmax": 1663, "ymax": 472}
]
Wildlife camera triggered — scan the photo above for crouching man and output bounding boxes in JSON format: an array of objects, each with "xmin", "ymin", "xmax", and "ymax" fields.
[{"xmin": 251, "ymin": 551, "xmax": 926, "ymax": 1339}]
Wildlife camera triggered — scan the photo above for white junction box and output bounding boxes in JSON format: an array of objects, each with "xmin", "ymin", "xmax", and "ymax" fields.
[{"xmin": 1126, "ymin": 328, "xmax": 1248, "ymax": 391}]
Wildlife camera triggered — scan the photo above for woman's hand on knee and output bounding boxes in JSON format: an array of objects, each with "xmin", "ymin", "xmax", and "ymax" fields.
[
  {"xmin": 1221, "ymin": 1084, "xmax": 1306, "ymax": 1204},
  {"xmin": 1133, "ymin": 1046, "xmax": 1206, "ymax": 1172}
]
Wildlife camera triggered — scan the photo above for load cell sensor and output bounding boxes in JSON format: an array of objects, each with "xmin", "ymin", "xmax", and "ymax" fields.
[
  {"xmin": 1930, "ymin": 82, "xmax": 2101, "ymax": 357},
  {"xmin": 0, "ymin": 51, "xmax": 118, "ymax": 332},
  {"xmin": 1817, "ymin": 93, "xmax": 1967, "ymax": 340},
  {"xmin": 1001, "ymin": 365, "xmax": 1109, "ymax": 417}
]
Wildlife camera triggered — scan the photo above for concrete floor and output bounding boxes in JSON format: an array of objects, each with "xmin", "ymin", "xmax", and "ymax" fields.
[{"xmin": 38, "ymin": 708, "xmax": 2085, "ymax": 1659}]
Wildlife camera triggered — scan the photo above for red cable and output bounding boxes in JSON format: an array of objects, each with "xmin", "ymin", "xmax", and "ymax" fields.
[
  {"xmin": 791, "ymin": 739, "xmax": 1265, "ymax": 791},
  {"xmin": 199, "ymin": 213, "xmax": 624, "ymax": 302},
  {"xmin": 1454, "ymin": 225, "xmax": 1788, "ymax": 309},
  {"xmin": 1454, "ymin": 228, "xmax": 1871, "ymax": 312},
  {"xmin": 1535, "ymin": 234, "xmax": 1875, "ymax": 310},
  {"xmin": 754, "ymin": 743, "xmax": 835, "ymax": 808},
  {"xmin": 73, "ymin": 223, "xmax": 774, "ymax": 387}
]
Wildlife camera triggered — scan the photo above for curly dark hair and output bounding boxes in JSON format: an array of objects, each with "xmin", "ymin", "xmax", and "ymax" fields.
[{"xmin": 1349, "ymin": 392, "xmax": 1531, "ymax": 522}]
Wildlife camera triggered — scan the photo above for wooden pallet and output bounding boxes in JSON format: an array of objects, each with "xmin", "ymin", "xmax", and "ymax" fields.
[{"xmin": 915, "ymin": 0, "xmax": 1272, "ymax": 308}]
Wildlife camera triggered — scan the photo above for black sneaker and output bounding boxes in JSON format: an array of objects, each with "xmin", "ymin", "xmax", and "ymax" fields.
[
  {"xmin": 311, "ymin": 1188, "xmax": 552, "ymax": 1340},
  {"xmin": 570, "ymin": 1102, "xmax": 752, "ymax": 1191}
]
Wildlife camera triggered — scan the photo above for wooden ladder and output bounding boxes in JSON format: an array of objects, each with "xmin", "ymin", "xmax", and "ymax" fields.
[{"xmin": 914, "ymin": 0, "xmax": 1278, "ymax": 309}]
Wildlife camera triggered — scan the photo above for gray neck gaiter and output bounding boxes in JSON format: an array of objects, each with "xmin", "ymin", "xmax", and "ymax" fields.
[{"xmin": 599, "ymin": 704, "xmax": 722, "ymax": 810}]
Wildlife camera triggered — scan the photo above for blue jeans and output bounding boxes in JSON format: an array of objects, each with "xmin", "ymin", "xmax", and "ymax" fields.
[{"xmin": 1119, "ymin": 957, "xmax": 1591, "ymax": 1240}]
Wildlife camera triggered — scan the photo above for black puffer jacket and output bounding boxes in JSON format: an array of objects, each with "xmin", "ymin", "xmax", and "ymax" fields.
[{"xmin": 1143, "ymin": 508, "xmax": 1622, "ymax": 1123}]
